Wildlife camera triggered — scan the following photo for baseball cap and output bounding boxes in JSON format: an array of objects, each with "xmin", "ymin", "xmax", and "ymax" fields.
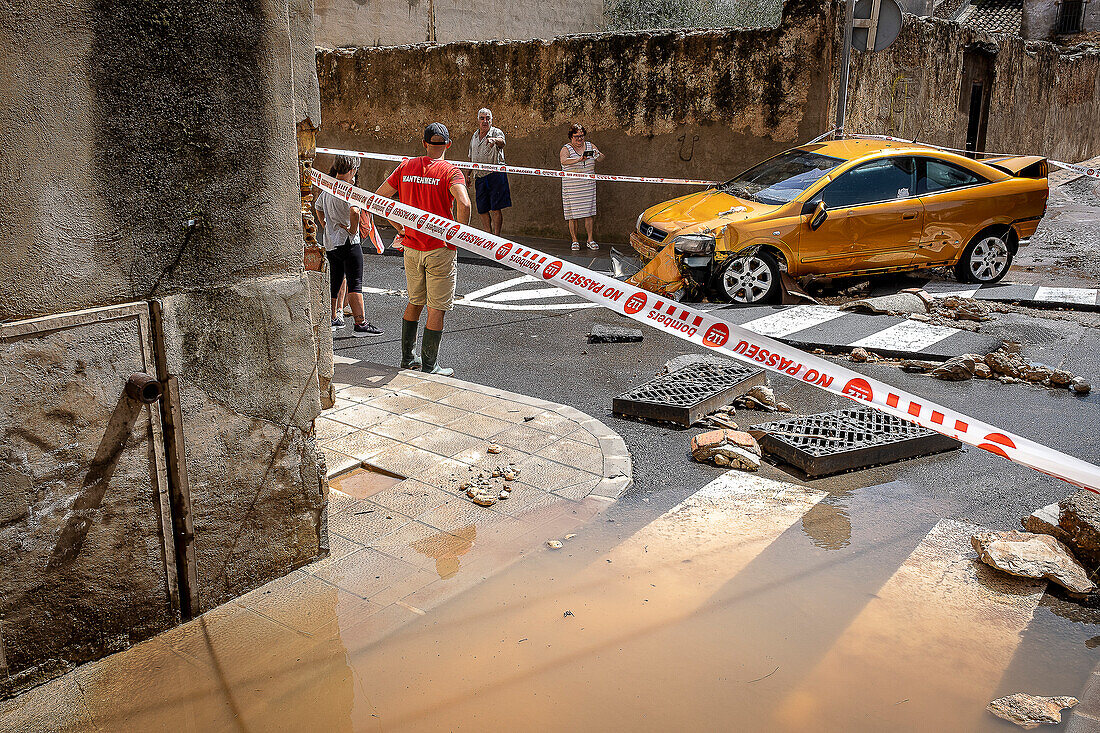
[{"xmin": 424, "ymin": 123, "xmax": 451, "ymax": 145}]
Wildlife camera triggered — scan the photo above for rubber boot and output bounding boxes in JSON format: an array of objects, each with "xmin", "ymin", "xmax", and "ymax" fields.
[
  {"xmin": 400, "ymin": 319, "xmax": 422, "ymax": 369},
  {"xmin": 420, "ymin": 327, "xmax": 453, "ymax": 377}
]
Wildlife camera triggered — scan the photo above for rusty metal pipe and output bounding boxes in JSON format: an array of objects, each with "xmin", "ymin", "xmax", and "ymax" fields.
[{"xmin": 125, "ymin": 372, "xmax": 163, "ymax": 404}]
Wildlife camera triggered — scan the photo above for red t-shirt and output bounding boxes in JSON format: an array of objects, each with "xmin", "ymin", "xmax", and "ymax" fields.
[{"xmin": 386, "ymin": 156, "xmax": 465, "ymax": 251}]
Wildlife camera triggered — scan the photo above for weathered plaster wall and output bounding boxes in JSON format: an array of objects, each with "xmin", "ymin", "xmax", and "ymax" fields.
[
  {"xmin": 1021, "ymin": 0, "xmax": 1060, "ymax": 39},
  {"xmin": 314, "ymin": 0, "xmax": 605, "ymax": 48},
  {"xmin": 316, "ymin": 0, "xmax": 836, "ymax": 241},
  {"xmin": 840, "ymin": 14, "xmax": 1100, "ymax": 162},
  {"xmin": 0, "ymin": 0, "xmax": 325, "ymax": 696}
]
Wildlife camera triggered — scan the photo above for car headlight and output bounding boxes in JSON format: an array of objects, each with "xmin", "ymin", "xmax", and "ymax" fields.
[
  {"xmin": 636, "ymin": 213, "xmax": 645, "ymax": 232},
  {"xmin": 672, "ymin": 233, "xmax": 716, "ymax": 254}
]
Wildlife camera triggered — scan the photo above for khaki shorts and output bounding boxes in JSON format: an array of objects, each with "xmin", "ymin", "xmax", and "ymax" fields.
[{"xmin": 404, "ymin": 246, "xmax": 457, "ymax": 311}]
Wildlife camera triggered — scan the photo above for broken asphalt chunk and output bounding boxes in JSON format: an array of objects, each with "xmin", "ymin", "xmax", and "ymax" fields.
[
  {"xmin": 587, "ymin": 324, "xmax": 644, "ymax": 343},
  {"xmin": 987, "ymin": 693, "xmax": 1078, "ymax": 729},
  {"xmin": 972, "ymin": 530, "xmax": 1096, "ymax": 595}
]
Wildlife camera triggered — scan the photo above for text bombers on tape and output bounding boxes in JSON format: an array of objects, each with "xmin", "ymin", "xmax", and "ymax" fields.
[
  {"xmin": 316, "ymin": 147, "xmax": 718, "ymax": 187},
  {"xmin": 312, "ymin": 168, "xmax": 1100, "ymax": 493}
]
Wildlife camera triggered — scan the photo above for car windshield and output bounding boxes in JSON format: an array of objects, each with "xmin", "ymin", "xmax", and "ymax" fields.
[{"xmin": 721, "ymin": 149, "xmax": 842, "ymax": 205}]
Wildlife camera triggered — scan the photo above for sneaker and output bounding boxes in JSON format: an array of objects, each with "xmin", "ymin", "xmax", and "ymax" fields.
[
  {"xmin": 571, "ymin": 241, "xmax": 581, "ymax": 251},
  {"xmin": 586, "ymin": 241, "xmax": 599, "ymax": 250},
  {"xmin": 331, "ymin": 316, "xmax": 345, "ymax": 331},
  {"xmin": 342, "ymin": 305, "xmax": 353, "ymax": 315},
  {"xmin": 353, "ymin": 321, "xmax": 384, "ymax": 337}
]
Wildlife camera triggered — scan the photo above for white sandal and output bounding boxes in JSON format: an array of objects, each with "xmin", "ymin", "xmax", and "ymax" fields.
[
  {"xmin": 586, "ymin": 241, "xmax": 599, "ymax": 250},
  {"xmin": 571, "ymin": 241, "xmax": 581, "ymax": 251}
]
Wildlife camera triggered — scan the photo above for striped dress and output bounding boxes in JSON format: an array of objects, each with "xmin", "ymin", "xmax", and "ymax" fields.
[{"xmin": 561, "ymin": 142, "xmax": 597, "ymax": 220}]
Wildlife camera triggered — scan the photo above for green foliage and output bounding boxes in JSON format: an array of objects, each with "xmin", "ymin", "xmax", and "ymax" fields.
[{"xmin": 601, "ymin": 0, "xmax": 782, "ymax": 31}]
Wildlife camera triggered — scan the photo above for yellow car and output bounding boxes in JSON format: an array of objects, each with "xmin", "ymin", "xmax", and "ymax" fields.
[{"xmin": 630, "ymin": 138, "xmax": 1049, "ymax": 303}]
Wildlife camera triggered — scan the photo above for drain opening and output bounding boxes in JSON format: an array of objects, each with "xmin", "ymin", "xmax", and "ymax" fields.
[
  {"xmin": 330, "ymin": 463, "xmax": 406, "ymax": 499},
  {"xmin": 613, "ymin": 358, "xmax": 766, "ymax": 426}
]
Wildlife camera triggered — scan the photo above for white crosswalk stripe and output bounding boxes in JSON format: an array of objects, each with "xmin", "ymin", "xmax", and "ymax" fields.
[
  {"xmin": 739, "ymin": 304, "xmax": 848, "ymax": 337},
  {"xmin": 1035, "ymin": 286, "xmax": 1099, "ymax": 306},
  {"xmin": 850, "ymin": 319, "xmax": 960, "ymax": 352}
]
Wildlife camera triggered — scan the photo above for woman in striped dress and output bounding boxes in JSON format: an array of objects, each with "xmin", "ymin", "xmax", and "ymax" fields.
[{"xmin": 560, "ymin": 123, "xmax": 605, "ymax": 251}]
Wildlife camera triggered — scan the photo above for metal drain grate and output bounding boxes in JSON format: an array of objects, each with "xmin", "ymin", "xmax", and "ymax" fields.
[
  {"xmin": 613, "ymin": 358, "xmax": 766, "ymax": 426},
  {"xmin": 754, "ymin": 406, "xmax": 960, "ymax": 477}
]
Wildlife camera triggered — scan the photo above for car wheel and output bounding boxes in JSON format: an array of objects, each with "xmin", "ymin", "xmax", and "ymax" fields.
[
  {"xmin": 713, "ymin": 251, "xmax": 781, "ymax": 304},
  {"xmin": 954, "ymin": 231, "xmax": 1013, "ymax": 284}
]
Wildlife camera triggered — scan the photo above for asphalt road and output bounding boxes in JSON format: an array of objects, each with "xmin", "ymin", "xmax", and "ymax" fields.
[{"xmin": 336, "ymin": 246, "xmax": 1100, "ymax": 533}]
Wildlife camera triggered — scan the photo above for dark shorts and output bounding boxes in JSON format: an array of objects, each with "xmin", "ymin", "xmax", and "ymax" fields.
[
  {"xmin": 327, "ymin": 242, "xmax": 363, "ymax": 298},
  {"xmin": 474, "ymin": 172, "xmax": 512, "ymax": 214}
]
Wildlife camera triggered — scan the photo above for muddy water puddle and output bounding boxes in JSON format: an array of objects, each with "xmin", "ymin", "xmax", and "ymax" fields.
[{"xmin": 5, "ymin": 477, "xmax": 1099, "ymax": 732}]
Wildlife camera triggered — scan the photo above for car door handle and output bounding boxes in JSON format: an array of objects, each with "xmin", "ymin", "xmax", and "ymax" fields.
[{"xmin": 902, "ymin": 212, "xmax": 918, "ymax": 220}]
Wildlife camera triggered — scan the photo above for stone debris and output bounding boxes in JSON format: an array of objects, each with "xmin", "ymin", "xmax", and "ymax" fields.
[
  {"xmin": 841, "ymin": 279, "xmax": 871, "ymax": 296},
  {"xmin": 975, "ymin": 346, "xmax": 1091, "ymax": 395},
  {"xmin": 547, "ymin": 540, "xmax": 563, "ymax": 549},
  {"xmin": 987, "ymin": 693, "xmax": 1078, "ymax": 729},
  {"xmin": 841, "ymin": 290, "xmax": 930, "ymax": 315},
  {"xmin": 588, "ymin": 324, "xmax": 644, "ymax": 343},
  {"xmin": 1023, "ymin": 503, "xmax": 1073, "ymax": 546},
  {"xmin": 1050, "ymin": 369, "xmax": 1075, "ymax": 387},
  {"xmin": 973, "ymin": 362, "xmax": 992, "ymax": 378},
  {"xmin": 971, "ymin": 530, "xmax": 1096, "ymax": 595},
  {"xmin": 691, "ymin": 429, "xmax": 762, "ymax": 471},
  {"xmin": 775, "ymin": 401, "xmax": 792, "ymax": 412},
  {"xmin": 1057, "ymin": 491, "xmax": 1100, "ymax": 568},
  {"xmin": 698, "ymin": 406, "xmax": 738, "ymax": 430},
  {"xmin": 498, "ymin": 489, "xmax": 510, "ymax": 499},
  {"xmin": 735, "ymin": 384, "xmax": 779, "ymax": 411},
  {"xmin": 900, "ymin": 359, "xmax": 939, "ymax": 373},
  {"xmin": 849, "ymin": 347, "xmax": 871, "ymax": 362},
  {"xmin": 564, "ymin": 533, "xmax": 577, "ymax": 540},
  {"xmin": 936, "ymin": 295, "xmax": 993, "ymax": 322},
  {"xmin": 931, "ymin": 355, "xmax": 977, "ymax": 381},
  {"xmin": 1072, "ymin": 380, "xmax": 1091, "ymax": 394},
  {"xmin": 503, "ymin": 470, "xmax": 516, "ymax": 481},
  {"xmin": 486, "ymin": 443, "xmax": 502, "ymax": 454}
]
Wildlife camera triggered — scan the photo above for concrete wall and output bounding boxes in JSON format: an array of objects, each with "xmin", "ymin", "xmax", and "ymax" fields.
[
  {"xmin": 316, "ymin": 0, "xmax": 837, "ymax": 242},
  {"xmin": 1023, "ymin": 0, "xmax": 1100, "ymax": 39},
  {"xmin": 315, "ymin": 0, "xmax": 605, "ymax": 47},
  {"xmin": 840, "ymin": 14, "xmax": 1100, "ymax": 163},
  {"xmin": 0, "ymin": 0, "xmax": 325, "ymax": 697}
]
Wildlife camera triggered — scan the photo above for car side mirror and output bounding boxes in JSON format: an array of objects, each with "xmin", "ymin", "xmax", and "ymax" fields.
[{"xmin": 809, "ymin": 201, "xmax": 828, "ymax": 231}]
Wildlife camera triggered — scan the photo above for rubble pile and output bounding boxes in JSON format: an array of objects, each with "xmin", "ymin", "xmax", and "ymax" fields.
[
  {"xmin": 458, "ymin": 456, "xmax": 521, "ymax": 507},
  {"xmin": 733, "ymin": 384, "xmax": 791, "ymax": 412},
  {"xmin": 690, "ymin": 429, "xmax": 761, "ymax": 471},
  {"xmin": 977, "ymin": 344, "xmax": 1091, "ymax": 393}
]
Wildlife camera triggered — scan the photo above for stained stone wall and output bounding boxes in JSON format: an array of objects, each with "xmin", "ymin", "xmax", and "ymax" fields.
[
  {"xmin": 316, "ymin": 0, "xmax": 838, "ymax": 241},
  {"xmin": 0, "ymin": 0, "xmax": 326, "ymax": 698}
]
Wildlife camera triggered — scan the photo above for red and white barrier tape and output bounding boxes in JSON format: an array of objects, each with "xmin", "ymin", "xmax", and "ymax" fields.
[
  {"xmin": 849, "ymin": 134, "xmax": 1100, "ymax": 180},
  {"xmin": 316, "ymin": 147, "xmax": 718, "ymax": 186},
  {"xmin": 312, "ymin": 168, "xmax": 1100, "ymax": 493}
]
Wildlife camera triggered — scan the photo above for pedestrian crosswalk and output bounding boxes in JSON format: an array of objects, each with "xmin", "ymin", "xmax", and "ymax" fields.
[
  {"xmin": 715, "ymin": 303, "xmax": 1001, "ymax": 359},
  {"xmin": 922, "ymin": 280, "xmax": 1100, "ymax": 309}
]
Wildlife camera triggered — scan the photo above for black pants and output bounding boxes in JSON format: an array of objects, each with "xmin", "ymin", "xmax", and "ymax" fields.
[{"xmin": 327, "ymin": 242, "xmax": 363, "ymax": 298}]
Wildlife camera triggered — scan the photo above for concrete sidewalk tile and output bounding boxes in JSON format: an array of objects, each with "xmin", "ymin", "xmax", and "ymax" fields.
[
  {"xmin": 322, "ymin": 448, "xmax": 361, "ymax": 478},
  {"xmin": 368, "ymin": 520, "xmax": 467, "ymax": 572},
  {"xmin": 489, "ymin": 482, "xmax": 561, "ymax": 517},
  {"xmin": 326, "ymin": 501, "xmax": 413, "ymax": 546},
  {"xmin": 416, "ymin": 496, "xmax": 510, "ymax": 534},
  {"xmin": 437, "ymin": 388, "xmax": 495, "ymax": 412},
  {"xmin": 329, "ymin": 401, "xmax": 391, "ymax": 428},
  {"xmin": 309, "ymin": 532, "xmax": 363, "ymax": 570},
  {"xmin": 451, "ymin": 443, "xmax": 529, "ymax": 469},
  {"xmin": 539, "ymin": 437, "xmax": 605, "ymax": 471},
  {"xmin": 592, "ymin": 475, "xmax": 633, "ymax": 500},
  {"xmin": 408, "ymin": 455, "xmax": 471, "ymax": 489},
  {"xmin": 315, "ymin": 416, "xmax": 359, "ymax": 441},
  {"xmin": 515, "ymin": 455, "xmax": 600, "ymax": 491},
  {"xmin": 492, "ymin": 423, "xmax": 563, "ymax": 452},
  {"xmin": 332, "ymin": 396, "xmax": 355, "ymax": 410},
  {"xmin": 368, "ymin": 442, "xmax": 441, "ymax": 477},
  {"xmin": 244, "ymin": 573, "xmax": 352, "ymax": 635},
  {"xmin": 551, "ymin": 475, "xmax": 602, "ymax": 500},
  {"xmin": 325, "ymin": 489, "xmax": 362, "ymax": 517},
  {"xmin": 478, "ymin": 398, "xmax": 540, "ymax": 423},
  {"xmin": 402, "ymin": 401, "xmax": 470, "ymax": 427},
  {"xmin": 336, "ymin": 602, "xmax": 424, "ymax": 652},
  {"xmin": 310, "ymin": 546, "xmax": 420, "ymax": 600},
  {"xmin": 410, "ymin": 426, "xmax": 486, "ymax": 458},
  {"xmin": 445, "ymin": 412, "xmax": 513, "ymax": 439},
  {"xmin": 523, "ymin": 410, "xmax": 581, "ymax": 435},
  {"xmin": 368, "ymin": 568, "xmax": 440, "ymax": 607},
  {"xmin": 369, "ymin": 479, "xmax": 454, "ymax": 519},
  {"xmin": 368, "ymin": 391, "xmax": 434, "ymax": 415},
  {"xmin": 369, "ymin": 414, "xmax": 437, "ymax": 442},
  {"xmin": 322, "ymin": 429, "xmax": 396, "ymax": 461},
  {"xmin": 398, "ymin": 379, "xmax": 460, "ymax": 401},
  {"xmin": 564, "ymin": 427, "xmax": 600, "ymax": 447},
  {"xmin": 338, "ymin": 384, "xmax": 397, "ymax": 402}
]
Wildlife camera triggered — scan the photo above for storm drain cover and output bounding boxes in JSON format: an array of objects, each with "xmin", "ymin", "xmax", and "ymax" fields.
[
  {"xmin": 753, "ymin": 406, "xmax": 960, "ymax": 477},
  {"xmin": 613, "ymin": 358, "xmax": 766, "ymax": 426}
]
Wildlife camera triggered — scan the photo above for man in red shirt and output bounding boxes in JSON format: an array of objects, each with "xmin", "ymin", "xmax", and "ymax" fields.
[{"xmin": 375, "ymin": 123, "xmax": 471, "ymax": 376}]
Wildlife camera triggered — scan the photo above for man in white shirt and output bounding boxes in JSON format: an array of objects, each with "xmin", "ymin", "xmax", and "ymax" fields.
[{"xmin": 468, "ymin": 108, "xmax": 511, "ymax": 236}]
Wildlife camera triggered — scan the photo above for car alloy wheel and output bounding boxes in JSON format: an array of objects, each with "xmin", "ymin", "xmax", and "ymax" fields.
[
  {"xmin": 956, "ymin": 233, "xmax": 1012, "ymax": 284},
  {"xmin": 720, "ymin": 252, "xmax": 779, "ymax": 304}
]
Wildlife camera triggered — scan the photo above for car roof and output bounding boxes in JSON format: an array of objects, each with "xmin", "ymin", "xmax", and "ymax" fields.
[{"xmin": 796, "ymin": 138, "xmax": 941, "ymax": 161}]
